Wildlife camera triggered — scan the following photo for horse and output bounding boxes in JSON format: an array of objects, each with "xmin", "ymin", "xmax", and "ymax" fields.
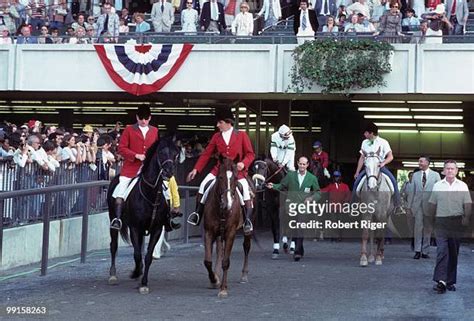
[
  {"xmin": 310, "ymin": 159, "xmax": 330, "ymax": 189},
  {"xmin": 251, "ymin": 157, "xmax": 287, "ymax": 259},
  {"xmin": 203, "ymin": 156, "xmax": 252, "ymax": 298},
  {"xmin": 107, "ymin": 136, "xmax": 179, "ymax": 294},
  {"xmin": 357, "ymin": 148, "xmax": 393, "ymax": 267}
]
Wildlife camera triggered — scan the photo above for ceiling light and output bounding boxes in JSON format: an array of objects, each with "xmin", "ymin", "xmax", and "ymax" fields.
[
  {"xmin": 417, "ymin": 124, "xmax": 464, "ymax": 128},
  {"xmin": 351, "ymin": 100, "xmax": 405, "ymax": 104},
  {"xmin": 374, "ymin": 123, "xmax": 417, "ymax": 127},
  {"xmin": 379, "ymin": 129, "xmax": 418, "ymax": 133},
  {"xmin": 358, "ymin": 107, "xmax": 410, "ymax": 112},
  {"xmin": 410, "ymin": 108, "xmax": 463, "ymax": 112},
  {"xmin": 407, "ymin": 101, "xmax": 462, "ymax": 104},
  {"xmin": 420, "ymin": 130, "xmax": 464, "ymax": 134},
  {"xmin": 364, "ymin": 115, "xmax": 413, "ymax": 119},
  {"xmin": 414, "ymin": 116, "xmax": 463, "ymax": 120}
]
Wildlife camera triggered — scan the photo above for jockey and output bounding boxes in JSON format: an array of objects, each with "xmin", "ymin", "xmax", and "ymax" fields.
[
  {"xmin": 110, "ymin": 106, "xmax": 159, "ymax": 230},
  {"xmin": 353, "ymin": 122, "xmax": 405, "ymax": 214},
  {"xmin": 270, "ymin": 124, "xmax": 296, "ymax": 171},
  {"xmin": 311, "ymin": 140, "xmax": 330, "ymax": 178},
  {"xmin": 186, "ymin": 108, "xmax": 256, "ymax": 234}
]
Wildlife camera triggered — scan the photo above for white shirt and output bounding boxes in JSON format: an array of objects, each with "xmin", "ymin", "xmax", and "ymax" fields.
[
  {"xmin": 270, "ymin": 131, "xmax": 296, "ymax": 171},
  {"xmin": 211, "ymin": 1, "xmax": 219, "ymax": 21},
  {"xmin": 298, "ymin": 171, "xmax": 307, "ymax": 187},
  {"xmin": 421, "ymin": 168, "xmax": 430, "ymax": 183},
  {"xmin": 222, "ymin": 127, "xmax": 233, "ymax": 145},
  {"xmin": 360, "ymin": 136, "xmax": 391, "ymax": 162},
  {"xmin": 231, "ymin": 12, "xmax": 254, "ymax": 36},
  {"xmin": 300, "ymin": 9, "xmax": 313, "ymax": 31},
  {"xmin": 429, "ymin": 178, "xmax": 472, "ymax": 217},
  {"xmin": 319, "ymin": 0, "xmax": 331, "ymax": 15},
  {"xmin": 139, "ymin": 125, "xmax": 149, "ymax": 138}
]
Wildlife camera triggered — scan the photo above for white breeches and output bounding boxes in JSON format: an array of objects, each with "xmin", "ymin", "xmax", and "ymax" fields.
[{"xmin": 198, "ymin": 173, "xmax": 251, "ymax": 203}]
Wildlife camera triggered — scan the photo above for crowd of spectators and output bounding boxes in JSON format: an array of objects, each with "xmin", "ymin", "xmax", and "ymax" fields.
[
  {"xmin": 294, "ymin": 0, "xmax": 470, "ymax": 44},
  {"xmin": 0, "ymin": 0, "xmax": 468, "ymax": 45}
]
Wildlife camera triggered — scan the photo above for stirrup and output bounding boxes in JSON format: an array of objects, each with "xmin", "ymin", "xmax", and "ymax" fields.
[
  {"xmin": 110, "ymin": 218, "xmax": 122, "ymax": 230},
  {"xmin": 187, "ymin": 212, "xmax": 200, "ymax": 226},
  {"xmin": 394, "ymin": 206, "xmax": 406, "ymax": 215},
  {"xmin": 243, "ymin": 219, "xmax": 253, "ymax": 235}
]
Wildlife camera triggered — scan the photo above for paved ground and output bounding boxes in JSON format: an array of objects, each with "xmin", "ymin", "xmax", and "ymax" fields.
[{"xmin": 1, "ymin": 232, "xmax": 474, "ymax": 321}]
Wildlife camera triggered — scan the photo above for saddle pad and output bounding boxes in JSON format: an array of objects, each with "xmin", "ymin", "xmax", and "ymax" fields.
[
  {"xmin": 201, "ymin": 178, "xmax": 245, "ymax": 206},
  {"xmin": 356, "ymin": 173, "xmax": 394, "ymax": 197},
  {"xmin": 123, "ymin": 177, "xmax": 139, "ymax": 201}
]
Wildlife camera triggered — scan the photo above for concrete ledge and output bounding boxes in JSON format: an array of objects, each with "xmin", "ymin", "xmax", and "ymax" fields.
[{"xmin": 1, "ymin": 212, "xmax": 200, "ymax": 271}]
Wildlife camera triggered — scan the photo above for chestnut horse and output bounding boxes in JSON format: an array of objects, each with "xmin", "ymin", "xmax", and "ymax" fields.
[{"xmin": 203, "ymin": 157, "xmax": 253, "ymax": 298}]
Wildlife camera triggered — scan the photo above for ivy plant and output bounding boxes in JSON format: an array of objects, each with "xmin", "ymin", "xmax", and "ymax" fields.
[{"xmin": 289, "ymin": 39, "xmax": 394, "ymax": 94}]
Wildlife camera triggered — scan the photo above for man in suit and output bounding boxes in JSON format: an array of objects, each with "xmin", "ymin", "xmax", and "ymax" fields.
[
  {"xmin": 257, "ymin": 0, "xmax": 282, "ymax": 28},
  {"xmin": 293, "ymin": 0, "xmax": 318, "ymax": 44},
  {"xmin": 314, "ymin": 0, "xmax": 337, "ymax": 29},
  {"xmin": 268, "ymin": 156, "xmax": 321, "ymax": 261},
  {"xmin": 16, "ymin": 24, "xmax": 38, "ymax": 44},
  {"xmin": 151, "ymin": 0, "xmax": 175, "ymax": 32},
  {"xmin": 408, "ymin": 155, "xmax": 441, "ymax": 259},
  {"xmin": 95, "ymin": 2, "xmax": 120, "ymax": 40},
  {"xmin": 445, "ymin": 0, "xmax": 469, "ymax": 35},
  {"xmin": 200, "ymin": 0, "xmax": 226, "ymax": 32}
]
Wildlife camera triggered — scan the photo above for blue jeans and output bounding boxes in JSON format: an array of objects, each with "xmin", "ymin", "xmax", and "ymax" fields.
[{"xmin": 352, "ymin": 167, "xmax": 400, "ymax": 206}]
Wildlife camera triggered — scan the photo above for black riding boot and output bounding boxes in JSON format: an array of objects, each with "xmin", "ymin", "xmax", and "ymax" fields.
[
  {"xmin": 110, "ymin": 197, "xmax": 124, "ymax": 230},
  {"xmin": 187, "ymin": 194, "xmax": 204, "ymax": 226},
  {"xmin": 243, "ymin": 201, "xmax": 253, "ymax": 235}
]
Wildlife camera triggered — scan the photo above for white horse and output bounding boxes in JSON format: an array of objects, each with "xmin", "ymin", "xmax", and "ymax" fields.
[{"xmin": 358, "ymin": 148, "xmax": 393, "ymax": 266}]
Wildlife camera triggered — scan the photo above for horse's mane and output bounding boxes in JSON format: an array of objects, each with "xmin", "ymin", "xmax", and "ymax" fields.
[{"xmin": 141, "ymin": 138, "xmax": 161, "ymax": 173}]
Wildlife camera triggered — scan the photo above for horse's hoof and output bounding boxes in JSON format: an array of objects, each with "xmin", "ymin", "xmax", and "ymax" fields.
[
  {"xmin": 139, "ymin": 286, "xmax": 149, "ymax": 295},
  {"xmin": 368, "ymin": 255, "xmax": 375, "ymax": 263},
  {"xmin": 218, "ymin": 290, "xmax": 228, "ymax": 298},
  {"xmin": 360, "ymin": 256, "xmax": 368, "ymax": 267},
  {"xmin": 108, "ymin": 276, "xmax": 118, "ymax": 285},
  {"xmin": 375, "ymin": 256, "xmax": 383, "ymax": 265},
  {"xmin": 240, "ymin": 275, "xmax": 248, "ymax": 283}
]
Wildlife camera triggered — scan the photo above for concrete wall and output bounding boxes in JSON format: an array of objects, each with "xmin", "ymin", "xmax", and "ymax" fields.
[
  {"xmin": 1, "ymin": 211, "xmax": 200, "ymax": 271},
  {"xmin": 2, "ymin": 43, "xmax": 474, "ymax": 94}
]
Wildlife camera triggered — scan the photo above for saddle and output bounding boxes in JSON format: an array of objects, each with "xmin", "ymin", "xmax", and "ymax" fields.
[
  {"xmin": 356, "ymin": 173, "xmax": 395, "ymax": 197},
  {"xmin": 201, "ymin": 177, "xmax": 255, "ymax": 206}
]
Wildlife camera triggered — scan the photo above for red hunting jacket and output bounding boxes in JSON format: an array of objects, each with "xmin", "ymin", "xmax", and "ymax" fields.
[
  {"xmin": 194, "ymin": 129, "xmax": 255, "ymax": 179},
  {"xmin": 321, "ymin": 182, "xmax": 351, "ymax": 204},
  {"xmin": 311, "ymin": 151, "xmax": 329, "ymax": 169},
  {"xmin": 118, "ymin": 124, "xmax": 159, "ymax": 178}
]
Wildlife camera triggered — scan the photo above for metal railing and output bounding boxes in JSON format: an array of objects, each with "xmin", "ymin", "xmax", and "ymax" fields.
[{"xmin": 0, "ymin": 180, "xmax": 199, "ymax": 275}]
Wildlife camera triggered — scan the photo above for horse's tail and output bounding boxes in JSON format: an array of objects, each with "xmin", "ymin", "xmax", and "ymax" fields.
[{"xmin": 119, "ymin": 220, "xmax": 130, "ymax": 244}]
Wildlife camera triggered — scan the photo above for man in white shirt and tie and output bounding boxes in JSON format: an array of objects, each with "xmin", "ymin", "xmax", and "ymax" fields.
[
  {"xmin": 293, "ymin": 0, "xmax": 318, "ymax": 45},
  {"xmin": 315, "ymin": 0, "xmax": 337, "ymax": 28},
  {"xmin": 408, "ymin": 155, "xmax": 441, "ymax": 259},
  {"xmin": 151, "ymin": 0, "xmax": 175, "ymax": 32},
  {"xmin": 200, "ymin": 0, "xmax": 226, "ymax": 32}
]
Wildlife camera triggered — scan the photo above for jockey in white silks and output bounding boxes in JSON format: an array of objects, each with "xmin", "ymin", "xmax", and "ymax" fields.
[{"xmin": 270, "ymin": 124, "xmax": 296, "ymax": 171}]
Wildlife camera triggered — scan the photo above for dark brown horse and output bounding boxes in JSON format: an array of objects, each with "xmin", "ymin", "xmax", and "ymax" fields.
[{"xmin": 203, "ymin": 156, "xmax": 252, "ymax": 298}]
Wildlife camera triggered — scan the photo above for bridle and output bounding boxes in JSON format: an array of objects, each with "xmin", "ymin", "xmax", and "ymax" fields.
[
  {"xmin": 364, "ymin": 153, "xmax": 381, "ymax": 188},
  {"xmin": 254, "ymin": 159, "xmax": 284, "ymax": 184}
]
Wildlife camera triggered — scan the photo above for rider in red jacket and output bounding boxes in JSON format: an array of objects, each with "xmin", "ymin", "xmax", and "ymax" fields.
[
  {"xmin": 110, "ymin": 106, "xmax": 159, "ymax": 230},
  {"xmin": 186, "ymin": 108, "xmax": 255, "ymax": 234}
]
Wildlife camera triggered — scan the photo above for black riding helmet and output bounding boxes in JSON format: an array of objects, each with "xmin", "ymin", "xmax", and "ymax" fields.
[
  {"xmin": 215, "ymin": 107, "xmax": 235, "ymax": 125},
  {"xmin": 137, "ymin": 105, "xmax": 151, "ymax": 119},
  {"xmin": 364, "ymin": 122, "xmax": 378, "ymax": 135}
]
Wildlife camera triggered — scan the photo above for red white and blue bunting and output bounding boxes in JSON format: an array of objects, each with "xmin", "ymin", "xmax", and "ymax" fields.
[{"xmin": 94, "ymin": 44, "xmax": 193, "ymax": 96}]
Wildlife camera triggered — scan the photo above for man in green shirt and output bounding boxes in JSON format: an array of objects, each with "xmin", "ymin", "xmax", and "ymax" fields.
[{"xmin": 267, "ymin": 156, "xmax": 321, "ymax": 261}]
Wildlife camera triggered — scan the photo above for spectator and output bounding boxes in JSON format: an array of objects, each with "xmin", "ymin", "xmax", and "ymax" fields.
[
  {"xmin": 120, "ymin": 7, "xmax": 132, "ymax": 24},
  {"xmin": 70, "ymin": 26, "xmax": 91, "ymax": 43},
  {"xmin": 344, "ymin": 13, "xmax": 365, "ymax": 31},
  {"xmin": 16, "ymin": 24, "xmax": 38, "ymax": 44},
  {"xmin": 371, "ymin": 0, "xmax": 388, "ymax": 27},
  {"xmin": 49, "ymin": 0, "xmax": 68, "ymax": 30},
  {"xmin": 294, "ymin": 0, "xmax": 318, "ymax": 45},
  {"xmin": 200, "ymin": 0, "xmax": 226, "ymax": 32},
  {"xmin": 231, "ymin": 2, "xmax": 254, "ymax": 36},
  {"xmin": 336, "ymin": 13, "xmax": 346, "ymax": 27},
  {"xmin": 180, "ymin": 0, "xmax": 199, "ymax": 32},
  {"xmin": 358, "ymin": 12, "xmax": 375, "ymax": 31},
  {"xmin": 48, "ymin": 132, "xmax": 63, "ymax": 161},
  {"xmin": 72, "ymin": 13, "xmax": 89, "ymax": 31},
  {"xmin": 85, "ymin": 25, "xmax": 96, "ymax": 42},
  {"xmin": 119, "ymin": 18, "xmax": 129, "ymax": 33},
  {"xmin": 315, "ymin": 0, "xmax": 337, "ymax": 29},
  {"xmin": 50, "ymin": 27, "xmax": 64, "ymax": 43},
  {"xmin": 445, "ymin": 0, "xmax": 469, "ymax": 36},
  {"xmin": 322, "ymin": 15, "xmax": 339, "ymax": 33},
  {"xmin": 411, "ymin": 19, "xmax": 428, "ymax": 43},
  {"xmin": 96, "ymin": 2, "xmax": 120, "ymax": 42},
  {"xmin": 151, "ymin": 0, "xmax": 175, "ymax": 32},
  {"xmin": 28, "ymin": 0, "xmax": 47, "ymax": 31},
  {"xmin": 0, "ymin": 2, "xmax": 19, "ymax": 35},
  {"xmin": 256, "ymin": 0, "xmax": 281, "ymax": 28},
  {"xmin": 402, "ymin": 8, "xmax": 420, "ymax": 30},
  {"xmin": 37, "ymin": 140, "xmax": 60, "ymax": 172},
  {"xmin": 422, "ymin": 4, "xmax": 452, "ymax": 44},
  {"xmin": 425, "ymin": 0, "xmax": 441, "ymax": 12},
  {"xmin": 335, "ymin": 4, "xmax": 347, "ymax": 25},
  {"xmin": 86, "ymin": 15, "xmax": 97, "ymax": 30},
  {"xmin": 97, "ymin": 134, "xmax": 115, "ymax": 180},
  {"xmin": 38, "ymin": 25, "xmax": 53, "ymax": 44},
  {"xmin": 61, "ymin": 134, "xmax": 83, "ymax": 165},
  {"xmin": 134, "ymin": 13, "xmax": 150, "ymax": 33},
  {"xmin": 375, "ymin": 1, "xmax": 402, "ymax": 41},
  {"xmin": 0, "ymin": 26, "xmax": 13, "ymax": 44},
  {"xmin": 346, "ymin": 0, "xmax": 370, "ymax": 19}
]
